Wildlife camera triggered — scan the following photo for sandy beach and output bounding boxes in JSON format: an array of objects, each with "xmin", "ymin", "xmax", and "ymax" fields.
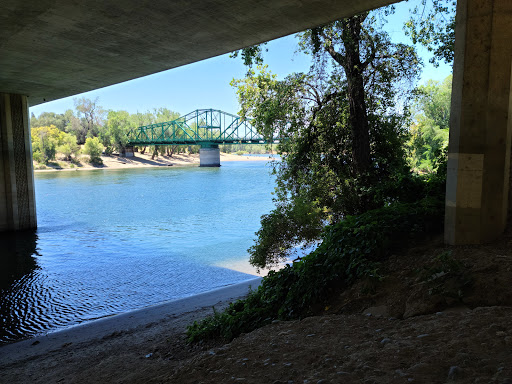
[{"xmin": 34, "ymin": 152, "xmax": 275, "ymax": 173}]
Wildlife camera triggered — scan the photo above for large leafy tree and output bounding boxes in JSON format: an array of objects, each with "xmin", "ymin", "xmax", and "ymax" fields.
[
  {"xmin": 69, "ymin": 97, "xmax": 106, "ymax": 144},
  {"xmin": 233, "ymin": 10, "xmax": 422, "ymax": 269},
  {"xmin": 102, "ymin": 110, "xmax": 135, "ymax": 154}
]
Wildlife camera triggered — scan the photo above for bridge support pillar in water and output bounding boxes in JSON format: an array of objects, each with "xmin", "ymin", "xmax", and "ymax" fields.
[
  {"xmin": 445, "ymin": 0, "xmax": 512, "ymax": 244},
  {"xmin": 199, "ymin": 145, "xmax": 220, "ymax": 167},
  {"xmin": 0, "ymin": 93, "xmax": 37, "ymax": 231},
  {"xmin": 121, "ymin": 146, "xmax": 135, "ymax": 157}
]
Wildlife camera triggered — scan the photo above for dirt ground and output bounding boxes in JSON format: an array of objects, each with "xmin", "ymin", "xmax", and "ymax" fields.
[{"xmin": 2, "ymin": 229, "xmax": 512, "ymax": 383}]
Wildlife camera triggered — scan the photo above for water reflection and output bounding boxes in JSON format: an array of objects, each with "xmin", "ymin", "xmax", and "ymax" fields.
[
  {"xmin": 0, "ymin": 230, "xmax": 39, "ymax": 290},
  {"xmin": 0, "ymin": 230, "xmax": 39, "ymax": 343}
]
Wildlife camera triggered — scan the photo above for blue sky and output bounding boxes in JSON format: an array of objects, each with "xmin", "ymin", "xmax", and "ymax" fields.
[{"xmin": 30, "ymin": 0, "xmax": 452, "ymax": 118}]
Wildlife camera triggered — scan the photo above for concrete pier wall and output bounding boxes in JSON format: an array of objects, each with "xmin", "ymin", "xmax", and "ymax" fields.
[
  {"xmin": 444, "ymin": 0, "xmax": 512, "ymax": 244},
  {"xmin": 0, "ymin": 93, "xmax": 37, "ymax": 231},
  {"xmin": 199, "ymin": 147, "xmax": 221, "ymax": 167}
]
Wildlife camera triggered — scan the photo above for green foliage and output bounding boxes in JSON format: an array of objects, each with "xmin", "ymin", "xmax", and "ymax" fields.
[
  {"xmin": 406, "ymin": 75, "xmax": 451, "ymax": 173},
  {"xmin": 187, "ymin": 196, "xmax": 444, "ymax": 342},
  {"xmin": 57, "ymin": 132, "xmax": 80, "ymax": 161},
  {"xmin": 404, "ymin": 0, "xmax": 456, "ymax": 66},
  {"xmin": 31, "ymin": 125, "xmax": 70, "ymax": 164},
  {"xmin": 220, "ymin": 144, "xmax": 270, "ymax": 154},
  {"xmin": 83, "ymin": 137, "xmax": 104, "ymax": 165},
  {"xmin": 230, "ymin": 44, "xmax": 268, "ymax": 67},
  {"xmin": 100, "ymin": 110, "xmax": 135, "ymax": 153},
  {"xmin": 65, "ymin": 97, "xmax": 106, "ymax": 144},
  {"xmin": 232, "ymin": 11, "xmax": 422, "ymax": 268},
  {"xmin": 31, "ymin": 110, "xmax": 73, "ymax": 131},
  {"xmin": 249, "ymin": 197, "xmax": 324, "ymax": 269}
]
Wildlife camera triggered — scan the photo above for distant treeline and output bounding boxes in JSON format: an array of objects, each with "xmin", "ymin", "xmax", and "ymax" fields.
[{"xmin": 30, "ymin": 99, "xmax": 273, "ymax": 166}]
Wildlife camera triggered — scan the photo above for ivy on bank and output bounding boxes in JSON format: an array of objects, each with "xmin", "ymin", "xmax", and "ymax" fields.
[{"xmin": 187, "ymin": 196, "xmax": 444, "ymax": 342}]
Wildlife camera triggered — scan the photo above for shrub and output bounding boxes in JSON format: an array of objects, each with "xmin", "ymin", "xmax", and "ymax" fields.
[
  {"xmin": 57, "ymin": 132, "xmax": 80, "ymax": 161},
  {"xmin": 83, "ymin": 137, "xmax": 104, "ymax": 165},
  {"xmin": 187, "ymin": 197, "xmax": 444, "ymax": 342}
]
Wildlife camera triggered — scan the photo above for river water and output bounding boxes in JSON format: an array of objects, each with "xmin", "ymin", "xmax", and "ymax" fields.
[{"xmin": 0, "ymin": 160, "xmax": 276, "ymax": 344}]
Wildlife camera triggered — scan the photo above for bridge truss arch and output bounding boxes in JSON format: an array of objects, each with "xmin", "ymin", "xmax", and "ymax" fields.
[{"xmin": 127, "ymin": 109, "xmax": 279, "ymax": 147}]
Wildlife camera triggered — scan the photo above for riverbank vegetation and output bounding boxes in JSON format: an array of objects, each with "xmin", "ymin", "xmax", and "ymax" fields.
[
  {"xmin": 187, "ymin": 3, "xmax": 453, "ymax": 342},
  {"xmin": 30, "ymin": 104, "xmax": 275, "ymax": 168}
]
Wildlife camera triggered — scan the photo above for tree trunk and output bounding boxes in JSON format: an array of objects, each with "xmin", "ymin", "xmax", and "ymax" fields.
[
  {"xmin": 168, "ymin": 145, "xmax": 177, "ymax": 158},
  {"xmin": 342, "ymin": 16, "xmax": 370, "ymax": 175}
]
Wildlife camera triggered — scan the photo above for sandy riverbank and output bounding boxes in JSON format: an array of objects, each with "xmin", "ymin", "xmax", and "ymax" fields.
[
  {"xmin": 0, "ymin": 278, "xmax": 262, "ymax": 383},
  {"xmin": 34, "ymin": 152, "xmax": 275, "ymax": 173}
]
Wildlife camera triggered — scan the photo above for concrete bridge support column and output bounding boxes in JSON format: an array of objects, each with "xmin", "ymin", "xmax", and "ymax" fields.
[
  {"xmin": 0, "ymin": 93, "xmax": 37, "ymax": 231},
  {"xmin": 445, "ymin": 0, "xmax": 512, "ymax": 244},
  {"xmin": 199, "ymin": 145, "xmax": 220, "ymax": 167}
]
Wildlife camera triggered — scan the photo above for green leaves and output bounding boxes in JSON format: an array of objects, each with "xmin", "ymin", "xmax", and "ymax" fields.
[
  {"xmin": 83, "ymin": 137, "xmax": 104, "ymax": 165},
  {"xmin": 404, "ymin": 0, "xmax": 456, "ymax": 66},
  {"xmin": 186, "ymin": 196, "xmax": 444, "ymax": 343},
  {"xmin": 406, "ymin": 75, "xmax": 452, "ymax": 173}
]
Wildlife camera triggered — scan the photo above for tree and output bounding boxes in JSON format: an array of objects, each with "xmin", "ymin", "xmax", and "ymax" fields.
[
  {"xmin": 69, "ymin": 97, "xmax": 106, "ymax": 144},
  {"xmin": 406, "ymin": 75, "xmax": 451, "ymax": 173},
  {"xmin": 153, "ymin": 108, "xmax": 181, "ymax": 158},
  {"xmin": 30, "ymin": 111, "xmax": 72, "ymax": 131},
  {"xmin": 31, "ymin": 126, "xmax": 59, "ymax": 163},
  {"xmin": 57, "ymin": 133, "xmax": 80, "ymax": 161},
  {"xmin": 232, "ymin": 11, "xmax": 422, "ymax": 269},
  {"xmin": 83, "ymin": 137, "xmax": 104, "ymax": 165},
  {"xmin": 31, "ymin": 124, "xmax": 79, "ymax": 163},
  {"xmin": 101, "ymin": 110, "xmax": 135, "ymax": 154}
]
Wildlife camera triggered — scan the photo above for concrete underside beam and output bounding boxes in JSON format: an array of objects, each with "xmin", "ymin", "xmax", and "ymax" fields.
[
  {"xmin": 0, "ymin": 93, "xmax": 37, "ymax": 231},
  {"xmin": 1, "ymin": 0, "xmax": 398, "ymax": 107},
  {"xmin": 445, "ymin": 0, "xmax": 512, "ymax": 244}
]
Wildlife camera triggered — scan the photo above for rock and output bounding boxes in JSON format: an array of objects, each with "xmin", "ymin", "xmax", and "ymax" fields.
[
  {"xmin": 408, "ymin": 362, "xmax": 430, "ymax": 374},
  {"xmin": 404, "ymin": 289, "xmax": 445, "ymax": 318},
  {"xmin": 448, "ymin": 366, "xmax": 462, "ymax": 380},
  {"xmin": 363, "ymin": 305, "xmax": 389, "ymax": 317},
  {"xmin": 395, "ymin": 369, "xmax": 407, "ymax": 377},
  {"xmin": 381, "ymin": 338, "xmax": 391, "ymax": 345}
]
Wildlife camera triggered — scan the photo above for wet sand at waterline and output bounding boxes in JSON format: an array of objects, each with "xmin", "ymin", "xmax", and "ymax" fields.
[{"xmin": 0, "ymin": 279, "xmax": 262, "ymax": 383}]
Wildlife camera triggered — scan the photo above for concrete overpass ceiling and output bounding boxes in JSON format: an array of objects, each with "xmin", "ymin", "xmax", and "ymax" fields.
[{"xmin": 1, "ymin": 0, "xmax": 397, "ymax": 106}]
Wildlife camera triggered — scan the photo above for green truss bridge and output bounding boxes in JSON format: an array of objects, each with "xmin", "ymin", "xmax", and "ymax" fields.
[
  {"xmin": 126, "ymin": 109, "xmax": 278, "ymax": 167},
  {"xmin": 127, "ymin": 109, "xmax": 279, "ymax": 167}
]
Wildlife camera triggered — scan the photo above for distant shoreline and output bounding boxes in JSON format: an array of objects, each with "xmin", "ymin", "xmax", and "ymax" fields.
[{"xmin": 34, "ymin": 152, "xmax": 276, "ymax": 173}]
